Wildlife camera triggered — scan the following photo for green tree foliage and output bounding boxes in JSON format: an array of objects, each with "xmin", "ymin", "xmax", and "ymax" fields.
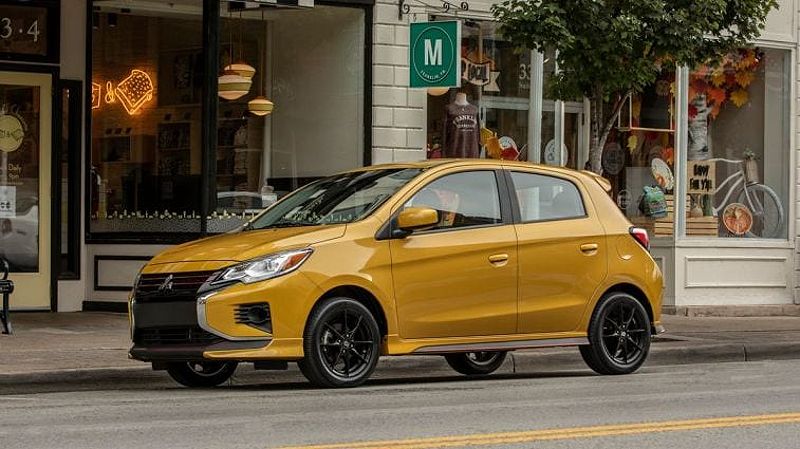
[{"xmin": 492, "ymin": 0, "xmax": 778, "ymax": 173}]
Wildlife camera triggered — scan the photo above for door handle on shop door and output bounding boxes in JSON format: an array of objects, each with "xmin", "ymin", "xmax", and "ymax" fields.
[
  {"xmin": 488, "ymin": 254, "xmax": 509, "ymax": 265},
  {"xmin": 580, "ymin": 243, "xmax": 599, "ymax": 253}
]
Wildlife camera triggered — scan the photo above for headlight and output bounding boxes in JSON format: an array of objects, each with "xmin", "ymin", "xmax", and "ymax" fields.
[{"xmin": 216, "ymin": 248, "xmax": 313, "ymax": 285}]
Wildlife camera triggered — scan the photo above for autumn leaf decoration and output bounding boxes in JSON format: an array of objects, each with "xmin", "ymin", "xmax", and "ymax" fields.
[{"xmin": 689, "ymin": 48, "xmax": 762, "ymax": 120}]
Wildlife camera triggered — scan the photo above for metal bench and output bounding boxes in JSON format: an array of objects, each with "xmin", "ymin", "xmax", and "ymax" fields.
[{"xmin": 0, "ymin": 258, "xmax": 12, "ymax": 335}]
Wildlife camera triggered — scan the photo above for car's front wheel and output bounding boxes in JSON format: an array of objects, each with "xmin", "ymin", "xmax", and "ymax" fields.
[
  {"xmin": 298, "ymin": 297, "xmax": 381, "ymax": 388},
  {"xmin": 445, "ymin": 351, "xmax": 507, "ymax": 376},
  {"xmin": 580, "ymin": 292, "xmax": 651, "ymax": 375},
  {"xmin": 165, "ymin": 361, "xmax": 238, "ymax": 387}
]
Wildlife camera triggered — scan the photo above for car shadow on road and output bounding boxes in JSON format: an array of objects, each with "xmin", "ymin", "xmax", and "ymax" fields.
[
  {"xmin": 2, "ymin": 369, "xmax": 597, "ymax": 396},
  {"xmin": 228, "ymin": 369, "xmax": 597, "ymax": 392}
]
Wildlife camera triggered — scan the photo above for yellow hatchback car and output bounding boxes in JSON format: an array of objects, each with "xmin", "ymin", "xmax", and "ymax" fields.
[{"xmin": 129, "ymin": 160, "xmax": 663, "ymax": 388}]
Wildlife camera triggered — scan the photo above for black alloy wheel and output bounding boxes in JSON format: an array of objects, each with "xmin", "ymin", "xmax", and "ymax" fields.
[
  {"xmin": 580, "ymin": 292, "xmax": 651, "ymax": 375},
  {"xmin": 445, "ymin": 351, "xmax": 507, "ymax": 376},
  {"xmin": 298, "ymin": 297, "xmax": 381, "ymax": 388},
  {"xmin": 165, "ymin": 361, "xmax": 238, "ymax": 387}
]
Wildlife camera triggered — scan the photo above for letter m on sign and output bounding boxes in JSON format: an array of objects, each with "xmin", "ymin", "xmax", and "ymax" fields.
[{"xmin": 425, "ymin": 39, "xmax": 442, "ymax": 66}]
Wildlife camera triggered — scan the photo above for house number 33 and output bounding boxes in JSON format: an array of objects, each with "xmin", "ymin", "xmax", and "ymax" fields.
[{"xmin": 0, "ymin": 18, "xmax": 40, "ymax": 43}]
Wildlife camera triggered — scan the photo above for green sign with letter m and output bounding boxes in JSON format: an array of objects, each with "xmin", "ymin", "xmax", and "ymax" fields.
[{"xmin": 409, "ymin": 21, "xmax": 461, "ymax": 89}]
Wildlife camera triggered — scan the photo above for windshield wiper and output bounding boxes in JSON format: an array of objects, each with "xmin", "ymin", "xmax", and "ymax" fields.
[{"xmin": 262, "ymin": 220, "xmax": 319, "ymax": 229}]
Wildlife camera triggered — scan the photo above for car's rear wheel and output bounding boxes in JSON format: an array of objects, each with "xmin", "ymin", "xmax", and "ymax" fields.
[
  {"xmin": 165, "ymin": 361, "xmax": 238, "ymax": 387},
  {"xmin": 298, "ymin": 297, "xmax": 381, "ymax": 388},
  {"xmin": 580, "ymin": 292, "xmax": 651, "ymax": 375},
  {"xmin": 445, "ymin": 351, "xmax": 507, "ymax": 376}
]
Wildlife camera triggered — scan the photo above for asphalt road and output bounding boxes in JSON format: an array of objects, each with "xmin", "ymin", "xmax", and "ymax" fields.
[{"xmin": 2, "ymin": 359, "xmax": 800, "ymax": 449}]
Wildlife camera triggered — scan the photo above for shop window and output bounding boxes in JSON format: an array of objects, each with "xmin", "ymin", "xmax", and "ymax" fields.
[
  {"xmin": 426, "ymin": 20, "xmax": 530, "ymax": 162},
  {"xmin": 212, "ymin": 4, "xmax": 365, "ymax": 233},
  {"xmin": 90, "ymin": 5, "xmax": 203, "ymax": 234},
  {"xmin": 684, "ymin": 47, "xmax": 790, "ymax": 239},
  {"xmin": 510, "ymin": 172, "xmax": 585, "ymax": 222},
  {"xmin": 603, "ymin": 69, "xmax": 677, "ymax": 238},
  {"xmin": 404, "ymin": 171, "xmax": 502, "ymax": 230}
]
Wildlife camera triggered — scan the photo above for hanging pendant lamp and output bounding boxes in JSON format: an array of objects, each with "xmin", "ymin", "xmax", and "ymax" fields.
[
  {"xmin": 225, "ymin": 14, "xmax": 255, "ymax": 79},
  {"xmin": 427, "ymin": 87, "xmax": 450, "ymax": 96},
  {"xmin": 218, "ymin": 12, "xmax": 252, "ymax": 100},
  {"xmin": 224, "ymin": 62, "xmax": 256, "ymax": 79},
  {"xmin": 248, "ymin": 96, "xmax": 274, "ymax": 116},
  {"xmin": 218, "ymin": 70, "xmax": 251, "ymax": 100},
  {"xmin": 248, "ymin": 8, "xmax": 274, "ymax": 116}
]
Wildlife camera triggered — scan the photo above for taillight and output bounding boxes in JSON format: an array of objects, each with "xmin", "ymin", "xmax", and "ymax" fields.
[{"xmin": 629, "ymin": 227, "xmax": 650, "ymax": 251}]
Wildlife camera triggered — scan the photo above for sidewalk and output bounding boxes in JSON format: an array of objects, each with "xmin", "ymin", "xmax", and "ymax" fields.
[{"xmin": 1, "ymin": 312, "xmax": 800, "ymax": 387}]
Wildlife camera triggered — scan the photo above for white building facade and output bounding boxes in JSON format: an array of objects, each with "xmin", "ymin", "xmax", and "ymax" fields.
[{"xmin": 0, "ymin": 0, "xmax": 798, "ymax": 315}]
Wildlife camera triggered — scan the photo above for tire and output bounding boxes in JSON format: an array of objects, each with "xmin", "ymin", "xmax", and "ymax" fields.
[
  {"xmin": 298, "ymin": 297, "xmax": 381, "ymax": 388},
  {"xmin": 580, "ymin": 292, "xmax": 651, "ymax": 375},
  {"xmin": 165, "ymin": 361, "xmax": 238, "ymax": 388},
  {"xmin": 445, "ymin": 351, "xmax": 507, "ymax": 376},
  {"xmin": 736, "ymin": 184, "xmax": 784, "ymax": 238}
]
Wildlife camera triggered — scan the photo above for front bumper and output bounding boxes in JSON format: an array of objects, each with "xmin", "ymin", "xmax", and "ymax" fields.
[
  {"xmin": 129, "ymin": 300, "xmax": 271, "ymax": 361},
  {"xmin": 129, "ymin": 270, "xmax": 322, "ymax": 362}
]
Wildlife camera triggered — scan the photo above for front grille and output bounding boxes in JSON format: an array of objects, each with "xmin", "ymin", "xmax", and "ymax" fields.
[
  {"xmin": 134, "ymin": 271, "xmax": 216, "ymax": 302},
  {"xmin": 134, "ymin": 326, "xmax": 222, "ymax": 345}
]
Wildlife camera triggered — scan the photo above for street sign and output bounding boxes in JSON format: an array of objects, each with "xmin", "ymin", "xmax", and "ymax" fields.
[{"xmin": 409, "ymin": 21, "xmax": 461, "ymax": 89}]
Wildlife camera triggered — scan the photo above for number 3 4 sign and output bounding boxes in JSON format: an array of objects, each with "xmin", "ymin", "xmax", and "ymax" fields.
[{"xmin": 0, "ymin": 3, "xmax": 54, "ymax": 60}]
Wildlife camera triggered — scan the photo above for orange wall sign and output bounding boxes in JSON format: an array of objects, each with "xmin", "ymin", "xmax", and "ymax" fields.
[{"xmin": 92, "ymin": 69, "xmax": 155, "ymax": 115}]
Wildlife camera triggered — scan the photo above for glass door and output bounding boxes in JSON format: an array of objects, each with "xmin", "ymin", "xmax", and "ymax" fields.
[
  {"xmin": 0, "ymin": 71, "xmax": 52, "ymax": 309},
  {"xmin": 563, "ymin": 102, "xmax": 586, "ymax": 170}
]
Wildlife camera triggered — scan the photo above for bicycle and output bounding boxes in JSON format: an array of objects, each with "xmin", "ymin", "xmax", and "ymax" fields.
[{"xmin": 706, "ymin": 158, "xmax": 784, "ymax": 238}]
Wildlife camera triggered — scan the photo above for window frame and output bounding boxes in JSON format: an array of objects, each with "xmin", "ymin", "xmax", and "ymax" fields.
[
  {"xmin": 504, "ymin": 169, "xmax": 589, "ymax": 225},
  {"xmin": 56, "ymin": 79, "xmax": 83, "ymax": 280}
]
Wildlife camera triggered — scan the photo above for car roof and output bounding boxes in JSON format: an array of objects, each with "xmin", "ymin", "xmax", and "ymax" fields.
[{"xmin": 345, "ymin": 159, "xmax": 612, "ymax": 192}]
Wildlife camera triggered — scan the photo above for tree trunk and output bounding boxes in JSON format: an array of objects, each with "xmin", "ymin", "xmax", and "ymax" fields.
[
  {"xmin": 687, "ymin": 94, "xmax": 711, "ymax": 161},
  {"xmin": 587, "ymin": 91, "xmax": 631, "ymax": 174}
]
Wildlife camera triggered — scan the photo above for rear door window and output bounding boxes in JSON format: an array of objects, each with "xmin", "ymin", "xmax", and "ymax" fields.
[{"xmin": 510, "ymin": 171, "xmax": 586, "ymax": 222}]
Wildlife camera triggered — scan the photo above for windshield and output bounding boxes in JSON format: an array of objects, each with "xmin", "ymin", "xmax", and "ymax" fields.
[{"xmin": 248, "ymin": 168, "xmax": 423, "ymax": 230}]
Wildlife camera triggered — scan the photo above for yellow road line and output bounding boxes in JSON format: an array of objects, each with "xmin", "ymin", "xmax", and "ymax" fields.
[{"xmin": 279, "ymin": 412, "xmax": 800, "ymax": 449}]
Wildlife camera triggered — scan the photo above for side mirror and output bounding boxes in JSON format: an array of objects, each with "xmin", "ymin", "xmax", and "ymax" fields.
[{"xmin": 397, "ymin": 207, "xmax": 439, "ymax": 233}]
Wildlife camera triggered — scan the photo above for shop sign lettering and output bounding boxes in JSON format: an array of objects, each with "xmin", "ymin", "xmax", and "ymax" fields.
[
  {"xmin": 0, "ymin": 112, "xmax": 26, "ymax": 153},
  {"xmin": 462, "ymin": 58, "xmax": 500, "ymax": 92},
  {"xmin": 687, "ymin": 161, "xmax": 716, "ymax": 194},
  {"xmin": 0, "ymin": 186, "xmax": 15, "ymax": 218},
  {"xmin": 409, "ymin": 21, "xmax": 461, "ymax": 88}
]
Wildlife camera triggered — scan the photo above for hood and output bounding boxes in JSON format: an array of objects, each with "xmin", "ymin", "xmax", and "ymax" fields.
[{"xmin": 148, "ymin": 225, "xmax": 347, "ymax": 265}]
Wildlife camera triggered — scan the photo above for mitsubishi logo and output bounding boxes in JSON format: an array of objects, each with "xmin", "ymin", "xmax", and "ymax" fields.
[{"xmin": 157, "ymin": 274, "xmax": 174, "ymax": 293}]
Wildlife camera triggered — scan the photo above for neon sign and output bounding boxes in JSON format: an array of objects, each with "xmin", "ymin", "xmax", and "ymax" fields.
[
  {"xmin": 91, "ymin": 82, "xmax": 101, "ymax": 109},
  {"xmin": 91, "ymin": 69, "xmax": 155, "ymax": 115}
]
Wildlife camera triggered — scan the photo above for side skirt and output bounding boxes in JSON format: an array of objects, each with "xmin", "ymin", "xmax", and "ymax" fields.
[{"xmin": 411, "ymin": 337, "xmax": 589, "ymax": 355}]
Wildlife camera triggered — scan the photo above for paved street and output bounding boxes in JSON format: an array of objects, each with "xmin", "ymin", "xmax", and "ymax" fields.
[{"xmin": 2, "ymin": 359, "xmax": 799, "ymax": 449}]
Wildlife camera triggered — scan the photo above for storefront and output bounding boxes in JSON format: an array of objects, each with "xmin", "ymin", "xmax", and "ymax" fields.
[
  {"xmin": 374, "ymin": 0, "xmax": 800, "ymax": 314},
  {"xmin": 1, "ymin": 0, "xmax": 798, "ymax": 314},
  {"xmin": 1, "ymin": 0, "xmax": 371, "ymax": 311}
]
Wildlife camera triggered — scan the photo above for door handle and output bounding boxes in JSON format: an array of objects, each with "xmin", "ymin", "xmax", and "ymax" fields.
[
  {"xmin": 488, "ymin": 254, "xmax": 509, "ymax": 265},
  {"xmin": 580, "ymin": 243, "xmax": 599, "ymax": 253}
]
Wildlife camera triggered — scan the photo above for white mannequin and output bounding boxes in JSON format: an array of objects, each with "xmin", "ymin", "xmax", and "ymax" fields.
[{"xmin": 454, "ymin": 92, "xmax": 469, "ymax": 106}]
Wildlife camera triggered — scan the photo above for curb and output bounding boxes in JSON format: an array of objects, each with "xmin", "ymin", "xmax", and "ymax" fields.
[{"xmin": 2, "ymin": 341, "xmax": 799, "ymax": 390}]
